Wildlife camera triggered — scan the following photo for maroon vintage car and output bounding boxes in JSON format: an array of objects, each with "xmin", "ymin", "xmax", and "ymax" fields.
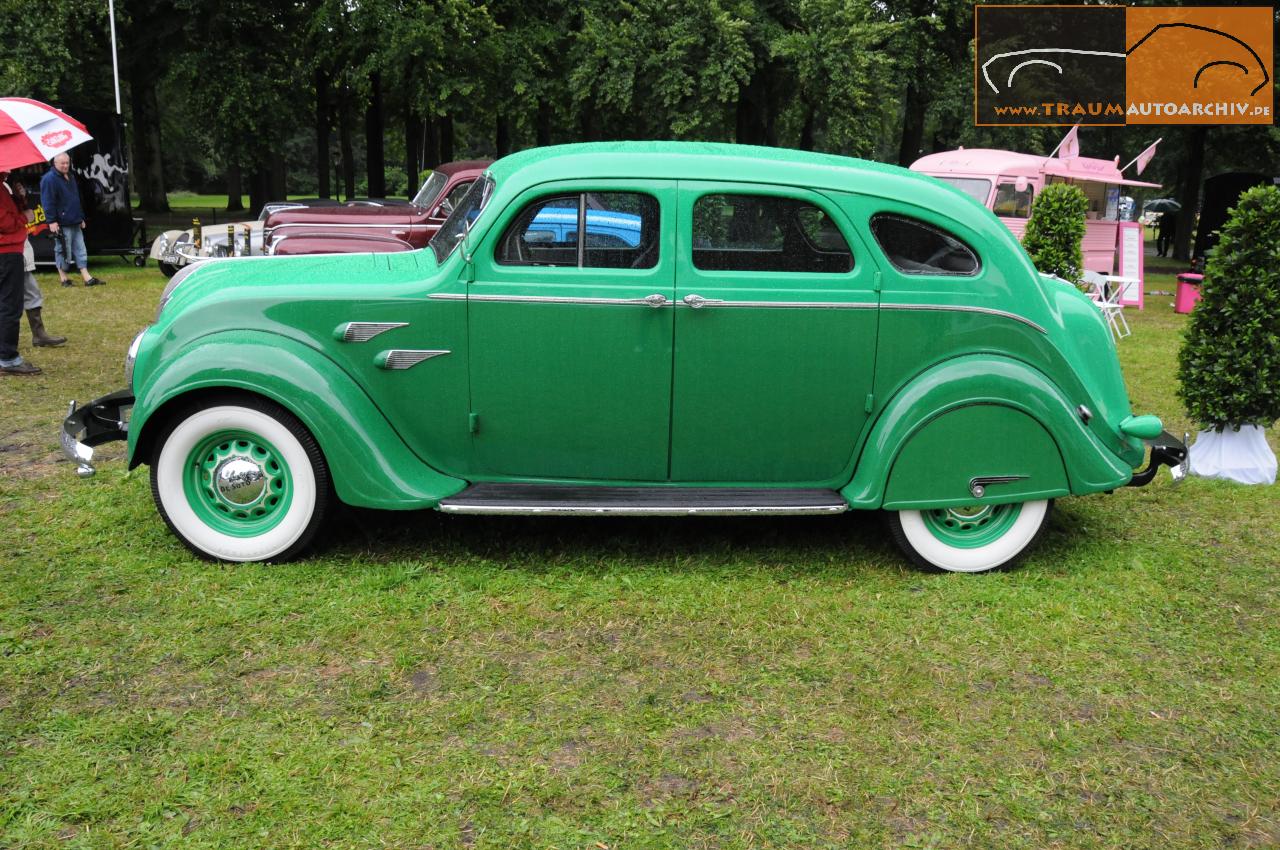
[{"xmin": 264, "ymin": 159, "xmax": 491, "ymax": 255}]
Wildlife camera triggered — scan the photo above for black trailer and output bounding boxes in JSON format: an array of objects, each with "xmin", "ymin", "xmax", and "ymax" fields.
[{"xmin": 10, "ymin": 107, "xmax": 147, "ymax": 267}]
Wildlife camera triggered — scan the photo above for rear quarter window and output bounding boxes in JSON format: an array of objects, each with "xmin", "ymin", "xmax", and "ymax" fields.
[{"xmin": 870, "ymin": 214, "xmax": 980, "ymax": 276}]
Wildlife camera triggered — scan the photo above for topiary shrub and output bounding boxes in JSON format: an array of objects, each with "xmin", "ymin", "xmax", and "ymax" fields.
[
  {"xmin": 1177, "ymin": 184, "xmax": 1280, "ymax": 429},
  {"xmin": 1021, "ymin": 182, "xmax": 1088, "ymax": 285}
]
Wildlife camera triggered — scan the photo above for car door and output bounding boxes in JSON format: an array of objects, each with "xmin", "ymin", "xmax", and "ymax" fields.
[
  {"xmin": 467, "ymin": 181, "xmax": 676, "ymax": 481},
  {"xmin": 670, "ymin": 183, "xmax": 879, "ymax": 484}
]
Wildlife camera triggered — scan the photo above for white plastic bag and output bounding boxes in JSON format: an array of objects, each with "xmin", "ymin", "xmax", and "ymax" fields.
[{"xmin": 1188, "ymin": 425, "xmax": 1277, "ymax": 485}]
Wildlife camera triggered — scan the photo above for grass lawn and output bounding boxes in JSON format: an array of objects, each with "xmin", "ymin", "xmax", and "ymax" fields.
[{"xmin": 2, "ymin": 260, "xmax": 1278, "ymax": 849}]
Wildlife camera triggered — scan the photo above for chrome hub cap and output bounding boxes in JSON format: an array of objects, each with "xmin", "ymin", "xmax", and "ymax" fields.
[{"xmin": 213, "ymin": 456, "xmax": 268, "ymax": 507}]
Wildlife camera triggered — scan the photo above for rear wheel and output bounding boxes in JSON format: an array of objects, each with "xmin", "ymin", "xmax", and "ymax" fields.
[
  {"xmin": 887, "ymin": 499, "xmax": 1052, "ymax": 573},
  {"xmin": 150, "ymin": 396, "xmax": 330, "ymax": 562}
]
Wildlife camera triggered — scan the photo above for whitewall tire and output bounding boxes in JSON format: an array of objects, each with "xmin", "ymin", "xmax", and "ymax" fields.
[
  {"xmin": 150, "ymin": 396, "xmax": 330, "ymax": 562},
  {"xmin": 888, "ymin": 499, "xmax": 1053, "ymax": 573}
]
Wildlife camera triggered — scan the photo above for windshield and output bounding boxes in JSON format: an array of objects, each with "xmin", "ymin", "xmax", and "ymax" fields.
[
  {"xmin": 934, "ymin": 177, "xmax": 993, "ymax": 207},
  {"xmin": 430, "ymin": 174, "xmax": 494, "ymax": 263},
  {"xmin": 411, "ymin": 171, "xmax": 448, "ymax": 208}
]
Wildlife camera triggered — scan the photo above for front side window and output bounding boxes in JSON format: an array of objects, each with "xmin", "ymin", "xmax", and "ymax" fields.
[
  {"xmin": 495, "ymin": 191, "xmax": 659, "ymax": 269},
  {"xmin": 691, "ymin": 194, "xmax": 853, "ymax": 273},
  {"xmin": 870, "ymin": 214, "xmax": 980, "ymax": 276},
  {"xmin": 429, "ymin": 174, "xmax": 494, "ymax": 263},
  {"xmin": 436, "ymin": 180, "xmax": 474, "ymax": 218},
  {"xmin": 993, "ymin": 183, "xmax": 1033, "ymax": 218}
]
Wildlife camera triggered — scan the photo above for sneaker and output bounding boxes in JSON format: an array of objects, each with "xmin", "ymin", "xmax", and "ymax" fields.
[
  {"xmin": 0, "ymin": 361, "xmax": 41, "ymax": 375},
  {"xmin": 60, "ymin": 279, "xmax": 75, "ymax": 287},
  {"xmin": 85, "ymin": 277, "xmax": 105, "ymax": 287}
]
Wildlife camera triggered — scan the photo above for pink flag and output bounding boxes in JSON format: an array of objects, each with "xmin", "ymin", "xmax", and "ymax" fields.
[
  {"xmin": 1057, "ymin": 124, "xmax": 1080, "ymax": 159},
  {"xmin": 1133, "ymin": 138, "xmax": 1161, "ymax": 175}
]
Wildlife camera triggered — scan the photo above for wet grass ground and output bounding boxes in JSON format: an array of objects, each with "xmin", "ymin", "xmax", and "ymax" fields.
[{"xmin": 2, "ymin": 262, "xmax": 1277, "ymax": 849}]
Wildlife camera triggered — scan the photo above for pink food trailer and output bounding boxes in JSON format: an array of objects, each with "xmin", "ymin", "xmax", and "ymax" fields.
[{"xmin": 911, "ymin": 147, "xmax": 1159, "ymax": 307}]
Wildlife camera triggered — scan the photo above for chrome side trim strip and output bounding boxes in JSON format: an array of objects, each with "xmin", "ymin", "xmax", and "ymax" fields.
[
  {"xmin": 430, "ymin": 293, "xmax": 673, "ymax": 307},
  {"xmin": 881, "ymin": 303, "xmax": 1047, "ymax": 334},
  {"xmin": 678, "ymin": 299, "xmax": 877, "ymax": 310},
  {"xmin": 378, "ymin": 349, "xmax": 451, "ymax": 370},
  {"xmin": 438, "ymin": 503, "xmax": 849, "ymax": 516},
  {"xmin": 340, "ymin": 321, "xmax": 408, "ymax": 342},
  {"xmin": 429, "ymin": 291, "xmax": 1044, "ymax": 331}
]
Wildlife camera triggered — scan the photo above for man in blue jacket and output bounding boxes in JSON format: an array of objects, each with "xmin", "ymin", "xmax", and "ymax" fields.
[{"xmin": 40, "ymin": 153, "xmax": 104, "ymax": 286}]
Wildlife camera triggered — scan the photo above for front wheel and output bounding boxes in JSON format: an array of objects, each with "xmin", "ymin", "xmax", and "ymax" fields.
[
  {"xmin": 150, "ymin": 396, "xmax": 330, "ymax": 562},
  {"xmin": 887, "ymin": 500, "xmax": 1053, "ymax": 573},
  {"xmin": 158, "ymin": 261, "xmax": 177, "ymax": 277}
]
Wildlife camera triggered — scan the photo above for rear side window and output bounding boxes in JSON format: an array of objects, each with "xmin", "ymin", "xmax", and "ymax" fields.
[
  {"xmin": 692, "ymin": 194, "xmax": 853, "ymax": 273},
  {"xmin": 870, "ymin": 214, "xmax": 980, "ymax": 276},
  {"xmin": 495, "ymin": 192, "xmax": 659, "ymax": 269}
]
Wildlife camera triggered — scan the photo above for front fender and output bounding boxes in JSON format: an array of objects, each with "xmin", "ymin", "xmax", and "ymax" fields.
[
  {"xmin": 128, "ymin": 330, "xmax": 465, "ymax": 509},
  {"xmin": 842, "ymin": 354, "xmax": 1135, "ymax": 509}
]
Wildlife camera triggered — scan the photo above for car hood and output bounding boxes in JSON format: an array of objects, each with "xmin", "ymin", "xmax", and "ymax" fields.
[
  {"xmin": 265, "ymin": 206, "xmax": 420, "ymax": 228},
  {"xmin": 157, "ymin": 250, "xmax": 437, "ymax": 321}
]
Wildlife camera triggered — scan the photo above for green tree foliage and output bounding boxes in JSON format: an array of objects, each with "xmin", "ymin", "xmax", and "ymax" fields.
[
  {"xmin": 1021, "ymin": 183, "xmax": 1088, "ymax": 284},
  {"xmin": 1177, "ymin": 185, "xmax": 1280, "ymax": 429}
]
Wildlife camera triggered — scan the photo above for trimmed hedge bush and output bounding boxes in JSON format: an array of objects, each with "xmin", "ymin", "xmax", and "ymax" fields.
[
  {"xmin": 1022, "ymin": 183, "xmax": 1088, "ymax": 284},
  {"xmin": 1177, "ymin": 184, "xmax": 1280, "ymax": 429}
]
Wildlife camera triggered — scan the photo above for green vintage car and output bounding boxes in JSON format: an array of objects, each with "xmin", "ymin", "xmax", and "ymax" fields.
[{"xmin": 62, "ymin": 142, "xmax": 1186, "ymax": 572}]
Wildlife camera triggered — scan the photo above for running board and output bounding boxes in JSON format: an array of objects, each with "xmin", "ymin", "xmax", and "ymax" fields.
[{"xmin": 438, "ymin": 484, "xmax": 849, "ymax": 516}]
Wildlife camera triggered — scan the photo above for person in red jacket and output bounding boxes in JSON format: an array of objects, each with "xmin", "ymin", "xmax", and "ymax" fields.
[{"xmin": 0, "ymin": 170, "xmax": 40, "ymax": 375}]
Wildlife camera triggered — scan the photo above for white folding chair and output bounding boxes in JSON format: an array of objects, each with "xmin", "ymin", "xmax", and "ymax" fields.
[{"xmin": 1082, "ymin": 270, "xmax": 1130, "ymax": 341}]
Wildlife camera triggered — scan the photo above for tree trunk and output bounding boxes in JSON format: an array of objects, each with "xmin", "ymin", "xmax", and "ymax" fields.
[
  {"xmin": 269, "ymin": 153, "xmax": 287, "ymax": 201},
  {"xmin": 1175, "ymin": 126, "xmax": 1207, "ymax": 262},
  {"xmin": 247, "ymin": 167, "xmax": 270, "ymax": 217},
  {"xmin": 339, "ymin": 94, "xmax": 356, "ymax": 200},
  {"xmin": 365, "ymin": 72, "xmax": 385, "ymax": 198},
  {"xmin": 536, "ymin": 100, "xmax": 552, "ymax": 147},
  {"xmin": 897, "ymin": 81, "xmax": 928, "ymax": 167},
  {"xmin": 128, "ymin": 61, "xmax": 169, "ymax": 212},
  {"xmin": 225, "ymin": 162, "xmax": 243, "ymax": 212},
  {"xmin": 422, "ymin": 117, "xmax": 440, "ymax": 170},
  {"xmin": 405, "ymin": 107, "xmax": 422, "ymax": 197},
  {"xmin": 496, "ymin": 114, "xmax": 511, "ymax": 157},
  {"xmin": 734, "ymin": 75, "xmax": 767, "ymax": 146},
  {"xmin": 439, "ymin": 114, "xmax": 454, "ymax": 164},
  {"xmin": 315, "ymin": 69, "xmax": 331, "ymax": 199},
  {"xmin": 798, "ymin": 103, "xmax": 815, "ymax": 151}
]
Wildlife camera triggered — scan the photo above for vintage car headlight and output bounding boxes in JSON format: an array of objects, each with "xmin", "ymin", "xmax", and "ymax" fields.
[{"xmin": 125, "ymin": 326, "xmax": 148, "ymax": 390}]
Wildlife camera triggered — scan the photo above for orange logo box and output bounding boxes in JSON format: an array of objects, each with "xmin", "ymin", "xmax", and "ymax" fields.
[{"xmin": 1127, "ymin": 7, "xmax": 1272, "ymax": 125}]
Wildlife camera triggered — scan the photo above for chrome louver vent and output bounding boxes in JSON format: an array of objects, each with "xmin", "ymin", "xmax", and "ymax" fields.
[
  {"xmin": 340, "ymin": 321, "xmax": 409, "ymax": 342},
  {"xmin": 377, "ymin": 349, "xmax": 450, "ymax": 370}
]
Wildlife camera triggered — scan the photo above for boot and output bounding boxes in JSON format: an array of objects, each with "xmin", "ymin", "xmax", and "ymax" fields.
[{"xmin": 27, "ymin": 308, "xmax": 67, "ymax": 347}]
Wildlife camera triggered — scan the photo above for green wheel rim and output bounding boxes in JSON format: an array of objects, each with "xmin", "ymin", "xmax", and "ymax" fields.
[
  {"xmin": 182, "ymin": 430, "xmax": 292, "ymax": 537},
  {"xmin": 920, "ymin": 502, "xmax": 1022, "ymax": 549}
]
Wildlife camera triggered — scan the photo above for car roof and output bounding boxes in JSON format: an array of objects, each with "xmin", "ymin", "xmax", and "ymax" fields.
[
  {"xmin": 435, "ymin": 159, "xmax": 493, "ymax": 177},
  {"xmin": 486, "ymin": 141, "xmax": 946, "ymax": 199}
]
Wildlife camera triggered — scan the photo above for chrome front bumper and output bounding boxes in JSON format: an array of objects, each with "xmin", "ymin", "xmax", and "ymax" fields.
[{"xmin": 61, "ymin": 389, "xmax": 134, "ymax": 478}]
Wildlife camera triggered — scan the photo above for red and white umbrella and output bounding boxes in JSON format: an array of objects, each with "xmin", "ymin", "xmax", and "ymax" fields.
[{"xmin": 0, "ymin": 97, "xmax": 93, "ymax": 171}]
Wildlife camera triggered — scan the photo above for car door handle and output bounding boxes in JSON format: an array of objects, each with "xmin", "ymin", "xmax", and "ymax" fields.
[
  {"xmin": 682, "ymin": 294, "xmax": 723, "ymax": 309},
  {"xmin": 638, "ymin": 293, "xmax": 669, "ymax": 308}
]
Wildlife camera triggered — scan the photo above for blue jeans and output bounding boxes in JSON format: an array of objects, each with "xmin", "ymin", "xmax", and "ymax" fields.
[{"xmin": 53, "ymin": 224, "xmax": 89, "ymax": 272}]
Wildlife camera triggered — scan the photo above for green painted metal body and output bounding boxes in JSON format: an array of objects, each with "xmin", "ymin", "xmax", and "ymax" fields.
[{"xmin": 124, "ymin": 142, "xmax": 1152, "ymax": 511}]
